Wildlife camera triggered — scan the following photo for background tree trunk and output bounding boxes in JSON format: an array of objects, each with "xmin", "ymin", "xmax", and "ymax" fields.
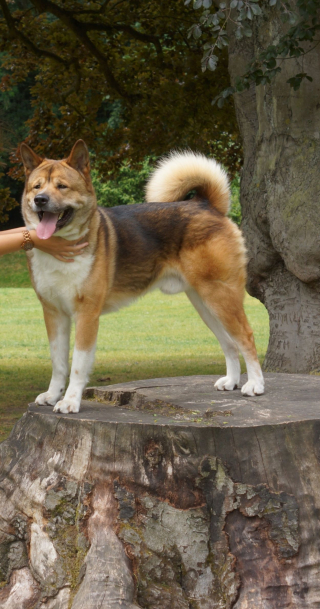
[
  {"xmin": 228, "ymin": 6, "xmax": 320, "ymax": 372},
  {"xmin": 1, "ymin": 374, "xmax": 320, "ymax": 608}
]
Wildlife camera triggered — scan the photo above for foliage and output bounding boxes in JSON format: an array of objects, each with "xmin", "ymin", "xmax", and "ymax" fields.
[
  {"xmin": 0, "ymin": 175, "xmax": 18, "ymax": 223},
  {"xmin": 0, "ymin": 69, "xmax": 34, "ymax": 220},
  {"xmin": 0, "ymin": 0, "xmax": 242, "ymax": 188},
  {"xmin": 93, "ymin": 153, "xmax": 242, "ymax": 224},
  {"xmin": 186, "ymin": 0, "xmax": 320, "ymax": 106},
  {"xmin": 92, "ymin": 156, "xmax": 155, "ymax": 207},
  {"xmin": 229, "ymin": 174, "xmax": 241, "ymax": 225}
]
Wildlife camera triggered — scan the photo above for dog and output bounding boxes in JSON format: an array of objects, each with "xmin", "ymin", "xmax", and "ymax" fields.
[{"xmin": 20, "ymin": 140, "xmax": 264, "ymax": 414}]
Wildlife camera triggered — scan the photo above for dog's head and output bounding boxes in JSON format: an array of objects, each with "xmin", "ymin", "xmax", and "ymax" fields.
[{"xmin": 20, "ymin": 140, "xmax": 96, "ymax": 240}]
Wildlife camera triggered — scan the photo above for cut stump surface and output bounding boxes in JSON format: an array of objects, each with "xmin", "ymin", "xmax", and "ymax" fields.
[{"xmin": 1, "ymin": 373, "xmax": 320, "ymax": 608}]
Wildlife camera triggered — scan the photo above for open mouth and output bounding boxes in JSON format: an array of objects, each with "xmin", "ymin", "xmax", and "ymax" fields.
[{"xmin": 37, "ymin": 208, "xmax": 74, "ymax": 240}]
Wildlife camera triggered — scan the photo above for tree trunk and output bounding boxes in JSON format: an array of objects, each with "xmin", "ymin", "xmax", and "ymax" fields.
[
  {"xmin": 228, "ymin": 6, "xmax": 320, "ymax": 372},
  {"xmin": 1, "ymin": 374, "xmax": 320, "ymax": 608}
]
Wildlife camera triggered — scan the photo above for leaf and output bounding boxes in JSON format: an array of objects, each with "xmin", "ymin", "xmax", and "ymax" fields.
[
  {"xmin": 288, "ymin": 12, "xmax": 297, "ymax": 25},
  {"xmin": 200, "ymin": 12, "xmax": 210, "ymax": 23},
  {"xmin": 269, "ymin": 0, "xmax": 277, "ymax": 5},
  {"xmin": 193, "ymin": 0, "xmax": 203, "ymax": 9},
  {"xmin": 202, "ymin": 48, "xmax": 212, "ymax": 58},
  {"xmin": 208, "ymin": 55, "xmax": 218, "ymax": 70},
  {"xmin": 265, "ymin": 57, "xmax": 276, "ymax": 69},
  {"xmin": 250, "ymin": 3, "xmax": 262, "ymax": 15},
  {"xmin": 222, "ymin": 86, "xmax": 234, "ymax": 97},
  {"xmin": 247, "ymin": 6, "xmax": 253, "ymax": 20},
  {"xmin": 193, "ymin": 25, "xmax": 202, "ymax": 39},
  {"xmin": 203, "ymin": 0, "xmax": 212, "ymax": 7},
  {"xmin": 230, "ymin": 0, "xmax": 238, "ymax": 7}
]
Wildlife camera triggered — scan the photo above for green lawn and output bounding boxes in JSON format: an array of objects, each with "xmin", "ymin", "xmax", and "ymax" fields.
[{"xmin": 0, "ymin": 252, "xmax": 269, "ymax": 440}]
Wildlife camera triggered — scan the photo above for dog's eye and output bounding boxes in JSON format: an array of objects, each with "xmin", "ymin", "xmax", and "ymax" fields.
[
  {"xmin": 34, "ymin": 184, "xmax": 41, "ymax": 190},
  {"xmin": 57, "ymin": 184, "xmax": 67, "ymax": 189}
]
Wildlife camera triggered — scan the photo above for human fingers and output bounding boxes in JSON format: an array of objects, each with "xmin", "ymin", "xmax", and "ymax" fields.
[
  {"xmin": 66, "ymin": 247, "xmax": 87, "ymax": 256},
  {"xmin": 52, "ymin": 253, "xmax": 74, "ymax": 262},
  {"xmin": 59, "ymin": 242, "xmax": 88, "ymax": 255},
  {"xmin": 70, "ymin": 242, "xmax": 89, "ymax": 250},
  {"xmin": 59, "ymin": 242, "xmax": 89, "ymax": 257},
  {"xmin": 60, "ymin": 239, "xmax": 89, "ymax": 248}
]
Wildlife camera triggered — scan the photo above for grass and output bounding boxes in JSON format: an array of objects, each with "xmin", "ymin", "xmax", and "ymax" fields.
[
  {"xmin": 0, "ymin": 251, "xmax": 32, "ymax": 288},
  {"xmin": 0, "ymin": 252, "xmax": 269, "ymax": 441}
]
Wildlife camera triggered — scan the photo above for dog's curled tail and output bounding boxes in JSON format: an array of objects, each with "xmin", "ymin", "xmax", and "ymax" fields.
[{"xmin": 145, "ymin": 151, "xmax": 230, "ymax": 215}]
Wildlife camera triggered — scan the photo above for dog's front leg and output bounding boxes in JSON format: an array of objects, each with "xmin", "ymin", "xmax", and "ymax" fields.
[
  {"xmin": 35, "ymin": 308, "xmax": 71, "ymax": 406},
  {"xmin": 53, "ymin": 312, "xmax": 99, "ymax": 414}
]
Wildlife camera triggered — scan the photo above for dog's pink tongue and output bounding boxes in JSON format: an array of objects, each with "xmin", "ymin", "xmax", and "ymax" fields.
[{"xmin": 36, "ymin": 212, "xmax": 59, "ymax": 240}]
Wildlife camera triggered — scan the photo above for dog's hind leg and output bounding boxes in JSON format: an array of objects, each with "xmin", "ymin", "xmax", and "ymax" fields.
[
  {"xmin": 186, "ymin": 286, "xmax": 264, "ymax": 396},
  {"xmin": 54, "ymin": 311, "xmax": 99, "ymax": 414},
  {"xmin": 186, "ymin": 289, "xmax": 241, "ymax": 391},
  {"xmin": 35, "ymin": 307, "xmax": 71, "ymax": 406}
]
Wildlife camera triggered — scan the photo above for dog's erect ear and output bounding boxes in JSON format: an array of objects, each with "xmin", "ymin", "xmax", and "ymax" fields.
[
  {"xmin": 66, "ymin": 140, "xmax": 90, "ymax": 175},
  {"xmin": 20, "ymin": 143, "xmax": 43, "ymax": 176}
]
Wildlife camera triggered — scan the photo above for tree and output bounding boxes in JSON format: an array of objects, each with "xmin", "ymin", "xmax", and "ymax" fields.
[
  {"xmin": 2, "ymin": 376, "xmax": 320, "ymax": 606},
  {"xmin": 0, "ymin": 70, "xmax": 34, "ymax": 221},
  {"xmin": 188, "ymin": 0, "xmax": 320, "ymax": 372},
  {"xmin": 0, "ymin": 0, "xmax": 241, "ymax": 185}
]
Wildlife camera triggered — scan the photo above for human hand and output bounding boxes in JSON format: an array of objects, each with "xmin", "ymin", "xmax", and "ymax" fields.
[{"xmin": 30, "ymin": 231, "xmax": 88, "ymax": 262}]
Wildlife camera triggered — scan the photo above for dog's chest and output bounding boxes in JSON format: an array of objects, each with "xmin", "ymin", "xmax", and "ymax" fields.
[{"xmin": 30, "ymin": 251, "xmax": 94, "ymax": 315}]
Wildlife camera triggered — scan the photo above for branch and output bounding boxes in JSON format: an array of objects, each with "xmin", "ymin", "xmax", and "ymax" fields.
[
  {"xmin": 64, "ymin": 0, "xmax": 112, "ymax": 16},
  {"xmin": 60, "ymin": 59, "xmax": 82, "ymax": 100},
  {"xmin": 76, "ymin": 21, "xmax": 163, "ymax": 57},
  {"xmin": 30, "ymin": 0, "xmax": 132, "ymax": 99},
  {"xmin": 0, "ymin": 0, "xmax": 66, "ymax": 66}
]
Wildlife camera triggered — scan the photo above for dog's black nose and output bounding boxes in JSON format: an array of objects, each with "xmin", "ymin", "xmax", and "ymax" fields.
[{"xmin": 34, "ymin": 194, "xmax": 49, "ymax": 207}]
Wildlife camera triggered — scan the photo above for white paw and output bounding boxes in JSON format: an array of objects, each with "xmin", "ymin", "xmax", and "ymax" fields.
[
  {"xmin": 241, "ymin": 379, "xmax": 265, "ymax": 397},
  {"xmin": 53, "ymin": 398, "xmax": 80, "ymax": 414},
  {"xmin": 214, "ymin": 376, "xmax": 239, "ymax": 391},
  {"xmin": 35, "ymin": 391, "xmax": 61, "ymax": 406}
]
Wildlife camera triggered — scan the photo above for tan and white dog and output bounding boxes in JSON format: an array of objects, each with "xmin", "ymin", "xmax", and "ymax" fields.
[{"xmin": 20, "ymin": 140, "xmax": 264, "ymax": 414}]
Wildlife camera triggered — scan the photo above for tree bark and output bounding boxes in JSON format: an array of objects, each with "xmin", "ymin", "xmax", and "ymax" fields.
[
  {"xmin": 1, "ymin": 374, "xmax": 320, "ymax": 608},
  {"xmin": 228, "ymin": 6, "xmax": 320, "ymax": 372}
]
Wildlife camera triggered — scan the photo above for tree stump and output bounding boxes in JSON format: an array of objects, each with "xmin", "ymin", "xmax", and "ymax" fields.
[{"xmin": 1, "ymin": 373, "xmax": 320, "ymax": 608}]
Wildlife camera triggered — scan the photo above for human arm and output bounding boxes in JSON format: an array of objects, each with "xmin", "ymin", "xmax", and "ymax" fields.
[
  {"xmin": 0, "ymin": 227, "xmax": 27, "ymax": 235},
  {"xmin": 0, "ymin": 228, "xmax": 88, "ymax": 261}
]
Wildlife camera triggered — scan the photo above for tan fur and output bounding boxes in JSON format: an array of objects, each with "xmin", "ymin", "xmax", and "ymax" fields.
[{"xmin": 146, "ymin": 151, "xmax": 230, "ymax": 215}]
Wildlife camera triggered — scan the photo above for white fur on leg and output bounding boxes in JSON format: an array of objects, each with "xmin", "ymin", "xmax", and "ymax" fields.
[
  {"xmin": 35, "ymin": 316, "xmax": 71, "ymax": 406},
  {"xmin": 241, "ymin": 360, "xmax": 264, "ymax": 396},
  {"xmin": 54, "ymin": 343, "xmax": 96, "ymax": 414},
  {"xmin": 186, "ymin": 289, "xmax": 241, "ymax": 391},
  {"xmin": 214, "ymin": 360, "xmax": 240, "ymax": 391}
]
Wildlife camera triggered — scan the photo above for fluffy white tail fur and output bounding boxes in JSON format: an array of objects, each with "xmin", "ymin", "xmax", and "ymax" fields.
[{"xmin": 145, "ymin": 151, "xmax": 230, "ymax": 216}]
